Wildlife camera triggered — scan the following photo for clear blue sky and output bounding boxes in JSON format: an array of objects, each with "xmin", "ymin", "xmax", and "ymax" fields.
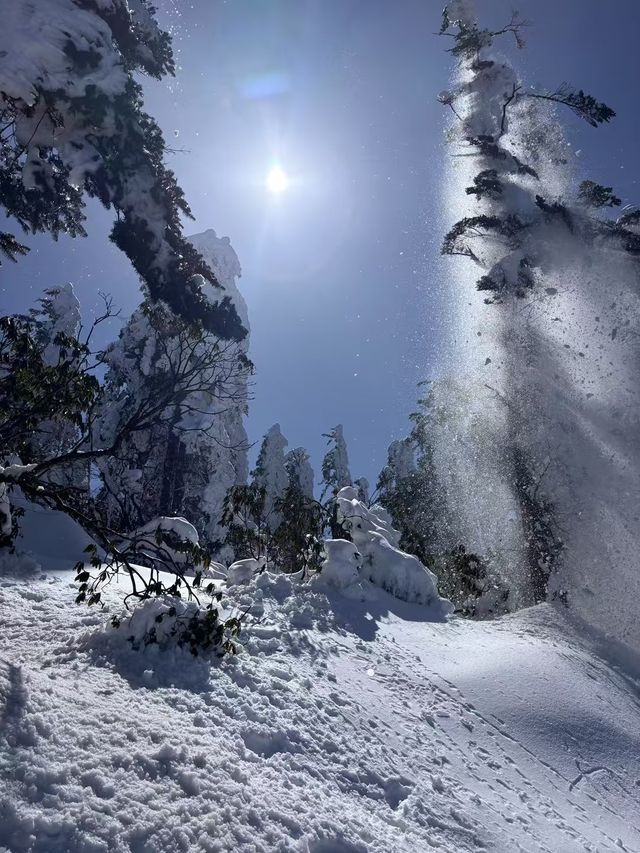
[{"xmin": 1, "ymin": 0, "xmax": 638, "ymax": 487}]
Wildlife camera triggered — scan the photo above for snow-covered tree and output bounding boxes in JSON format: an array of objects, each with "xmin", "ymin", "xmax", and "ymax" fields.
[
  {"xmin": 95, "ymin": 229, "xmax": 251, "ymax": 551},
  {"xmin": 320, "ymin": 425, "xmax": 352, "ymax": 497},
  {"xmin": 0, "ymin": 288, "xmax": 247, "ymax": 622},
  {"xmin": 251, "ymin": 424, "xmax": 289, "ymax": 527},
  {"xmin": 439, "ymin": 3, "xmax": 621, "ymax": 303},
  {"xmin": 436, "ymin": 1, "xmax": 640, "ymax": 638},
  {"xmin": 95, "ymin": 304, "xmax": 250, "ymax": 546},
  {"xmin": 354, "ymin": 477, "xmax": 369, "ymax": 504},
  {"xmin": 0, "ymin": 0, "xmax": 243, "ymax": 338},
  {"xmin": 376, "ymin": 381, "xmax": 510, "ymax": 617},
  {"xmin": 285, "ymin": 447, "xmax": 314, "ymax": 499}
]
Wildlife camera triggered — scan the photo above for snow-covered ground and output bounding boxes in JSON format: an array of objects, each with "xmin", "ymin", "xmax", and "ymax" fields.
[{"xmin": 1, "ymin": 565, "xmax": 639, "ymax": 853}]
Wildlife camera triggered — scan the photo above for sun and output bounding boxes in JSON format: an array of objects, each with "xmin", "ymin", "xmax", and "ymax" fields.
[{"xmin": 266, "ymin": 165, "xmax": 289, "ymax": 194}]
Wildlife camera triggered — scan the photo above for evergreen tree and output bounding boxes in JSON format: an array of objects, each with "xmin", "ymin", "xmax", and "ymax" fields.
[
  {"xmin": 438, "ymin": 1, "xmax": 631, "ymax": 303},
  {"xmin": 285, "ymin": 447, "xmax": 314, "ymax": 499},
  {"xmin": 0, "ymin": 0, "xmax": 244, "ymax": 338},
  {"xmin": 251, "ymin": 424, "xmax": 289, "ymax": 528},
  {"xmin": 377, "ymin": 380, "xmax": 509, "ymax": 617},
  {"xmin": 95, "ymin": 297, "xmax": 251, "ymax": 546},
  {"xmin": 435, "ymin": 1, "xmax": 638, "ymax": 611},
  {"xmin": 354, "ymin": 477, "xmax": 370, "ymax": 504},
  {"xmin": 320, "ymin": 424, "xmax": 352, "ymax": 498}
]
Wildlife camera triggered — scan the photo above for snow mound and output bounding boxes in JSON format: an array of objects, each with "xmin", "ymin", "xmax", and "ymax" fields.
[
  {"xmin": 335, "ymin": 487, "xmax": 452, "ymax": 616},
  {"xmin": 80, "ymin": 595, "xmax": 239, "ymax": 691},
  {"xmin": 320, "ymin": 539, "xmax": 362, "ymax": 590},
  {"xmin": 227, "ymin": 557, "xmax": 264, "ymax": 586},
  {"xmin": 129, "ymin": 516, "xmax": 200, "ymax": 564}
]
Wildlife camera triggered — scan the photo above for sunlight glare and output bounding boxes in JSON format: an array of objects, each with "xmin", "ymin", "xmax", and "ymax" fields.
[{"xmin": 266, "ymin": 165, "xmax": 289, "ymax": 194}]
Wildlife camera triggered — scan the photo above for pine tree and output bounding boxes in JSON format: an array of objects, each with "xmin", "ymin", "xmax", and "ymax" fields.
[
  {"xmin": 435, "ymin": 1, "xmax": 638, "ymax": 611},
  {"xmin": 320, "ymin": 425, "xmax": 352, "ymax": 497},
  {"xmin": 285, "ymin": 447, "xmax": 314, "ymax": 499},
  {"xmin": 251, "ymin": 424, "xmax": 289, "ymax": 528},
  {"xmin": 0, "ymin": 0, "xmax": 244, "ymax": 338},
  {"xmin": 438, "ymin": 1, "xmax": 629, "ymax": 303}
]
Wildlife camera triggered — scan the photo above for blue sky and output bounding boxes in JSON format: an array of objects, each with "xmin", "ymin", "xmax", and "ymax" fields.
[{"xmin": 1, "ymin": 0, "xmax": 638, "ymax": 487}]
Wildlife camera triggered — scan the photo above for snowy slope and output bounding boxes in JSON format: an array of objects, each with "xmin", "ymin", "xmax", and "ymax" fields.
[{"xmin": 1, "ymin": 568, "xmax": 639, "ymax": 853}]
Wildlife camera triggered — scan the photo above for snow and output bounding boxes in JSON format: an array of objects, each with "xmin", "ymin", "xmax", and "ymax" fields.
[
  {"xmin": 437, "ymin": 5, "xmax": 640, "ymax": 649},
  {"xmin": 322, "ymin": 425, "xmax": 352, "ymax": 491},
  {"xmin": 0, "ymin": 0, "xmax": 126, "ymax": 105},
  {"xmin": 12, "ymin": 497, "xmax": 97, "ymax": 571},
  {"xmin": 253, "ymin": 424, "xmax": 289, "ymax": 525},
  {"xmin": 227, "ymin": 558, "xmax": 264, "ymax": 586},
  {"xmin": 95, "ymin": 228, "xmax": 250, "ymax": 554},
  {"xmin": 128, "ymin": 516, "xmax": 200, "ymax": 565},
  {"xmin": 1, "ymin": 568, "xmax": 639, "ymax": 852},
  {"xmin": 318, "ymin": 539, "xmax": 362, "ymax": 591}
]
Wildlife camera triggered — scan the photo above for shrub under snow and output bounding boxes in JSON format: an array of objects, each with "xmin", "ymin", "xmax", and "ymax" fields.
[{"xmin": 321, "ymin": 487, "xmax": 452, "ymax": 617}]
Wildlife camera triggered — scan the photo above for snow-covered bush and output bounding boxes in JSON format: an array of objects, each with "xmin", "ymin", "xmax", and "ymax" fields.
[
  {"xmin": 319, "ymin": 539, "xmax": 361, "ymax": 591},
  {"xmin": 108, "ymin": 595, "xmax": 243, "ymax": 659},
  {"xmin": 221, "ymin": 478, "xmax": 328, "ymax": 576},
  {"xmin": 333, "ymin": 486, "xmax": 451, "ymax": 614}
]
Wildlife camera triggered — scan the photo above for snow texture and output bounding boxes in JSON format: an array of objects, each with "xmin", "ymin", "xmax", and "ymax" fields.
[{"xmin": 0, "ymin": 566, "xmax": 638, "ymax": 852}]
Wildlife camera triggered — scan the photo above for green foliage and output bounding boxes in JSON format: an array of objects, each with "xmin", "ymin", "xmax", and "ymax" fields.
[
  {"xmin": 534, "ymin": 195, "xmax": 573, "ymax": 231},
  {"xmin": 439, "ymin": 8, "xmax": 527, "ymax": 59},
  {"xmin": 124, "ymin": 603, "xmax": 243, "ymax": 659},
  {"xmin": 437, "ymin": 4, "xmax": 626, "ymax": 299},
  {"xmin": 0, "ymin": 315, "xmax": 99, "ymax": 461},
  {"xmin": 0, "ymin": 232, "xmax": 29, "ymax": 264},
  {"xmin": 534, "ymin": 85, "xmax": 615, "ymax": 127},
  {"xmin": 73, "ymin": 528, "xmax": 244, "ymax": 658},
  {"xmin": 477, "ymin": 257, "xmax": 534, "ymax": 298},
  {"xmin": 442, "ymin": 215, "xmax": 523, "ymax": 263},
  {"xmin": 434, "ymin": 545, "xmax": 491, "ymax": 617},
  {"xmin": 511, "ymin": 449, "xmax": 564, "ymax": 604},
  {"xmin": 221, "ymin": 480, "xmax": 349, "ymax": 576},
  {"xmin": 221, "ymin": 484, "xmax": 269, "ymax": 561},
  {"xmin": 377, "ymin": 381, "xmax": 512, "ymax": 619},
  {"xmin": 578, "ymin": 180, "xmax": 621, "ymax": 208},
  {"xmin": 271, "ymin": 484, "xmax": 326, "ymax": 575},
  {"xmin": 320, "ymin": 426, "xmax": 351, "ymax": 499}
]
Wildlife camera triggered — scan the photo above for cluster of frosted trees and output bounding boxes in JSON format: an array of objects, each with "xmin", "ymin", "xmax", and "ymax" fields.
[{"xmin": 2, "ymin": 0, "xmax": 638, "ymax": 648}]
